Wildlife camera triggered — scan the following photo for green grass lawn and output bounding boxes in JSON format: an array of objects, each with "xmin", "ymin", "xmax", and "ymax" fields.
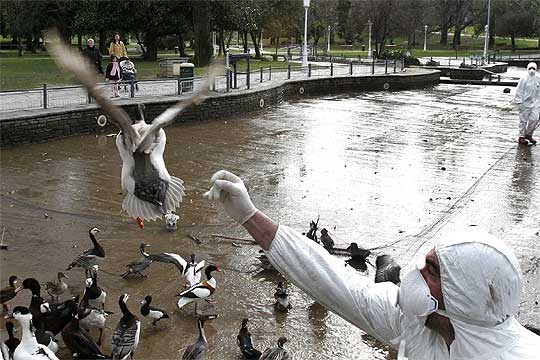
[
  {"xmin": 0, "ymin": 50, "xmax": 292, "ymax": 90},
  {"xmin": 1, "ymin": 32, "xmax": 538, "ymax": 91}
]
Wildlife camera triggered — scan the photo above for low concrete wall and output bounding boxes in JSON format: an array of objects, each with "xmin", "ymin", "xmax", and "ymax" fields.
[
  {"xmin": 0, "ymin": 70, "xmax": 439, "ymax": 148},
  {"xmin": 504, "ymin": 59, "xmax": 540, "ymax": 68}
]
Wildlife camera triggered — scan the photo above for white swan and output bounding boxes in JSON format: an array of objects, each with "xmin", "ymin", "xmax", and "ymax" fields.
[{"xmin": 11, "ymin": 306, "xmax": 59, "ymax": 360}]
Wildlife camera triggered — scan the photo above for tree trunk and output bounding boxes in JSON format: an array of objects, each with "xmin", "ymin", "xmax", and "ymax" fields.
[
  {"xmin": 219, "ymin": 30, "xmax": 225, "ymax": 56},
  {"xmin": 136, "ymin": 33, "xmax": 147, "ymax": 56},
  {"xmin": 412, "ymin": 31, "xmax": 416, "ymax": 46},
  {"xmin": 26, "ymin": 37, "xmax": 35, "ymax": 53},
  {"xmin": 99, "ymin": 30, "xmax": 107, "ymax": 54},
  {"xmin": 440, "ymin": 23, "xmax": 449, "ymax": 45},
  {"xmin": 511, "ymin": 34, "xmax": 516, "ymax": 51},
  {"xmin": 243, "ymin": 32, "xmax": 248, "ymax": 53},
  {"xmin": 193, "ymin": 0, "xmax": 212, "ymax": 66},
  {"xmin": 226, "ymin": 31, "xmax": 232, "ymax": 47},
  {"xmin": 250, "ymin": 30, "xmax": 260, "ymax": 58},
  {"xmin": 178, "ymin": 33, "xmax": 187, "ymax": 56},
  {"xmin": 77, "ymin": 34, "xmax": 82, "ymax": 51},
  {"xmin": 453, "ymin": 25, "xmax": 462, "ymax": 46},
  {"xmin": 17, "ymin": 37, "xmax": 23, "ymax": 56},
  {"xmin": 143, "ymin": 33, "xmax": 158, "ymax": 61}
]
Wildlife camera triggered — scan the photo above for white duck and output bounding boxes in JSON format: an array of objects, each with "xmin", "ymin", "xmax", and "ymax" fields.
[
  {"xmin": 184, "ymin": 254, "xmax": 206, "ymax": 288},
  {"xmin": 11, "ymin": 306, "xmax": 59, "ymax": 360},
  {"xmin": 177, "ymin": 265, "xmax": 220, "ymax": 309},
  {"xmin": 47, "ymin": 30, "xmax": 213, "ymax": 222}
]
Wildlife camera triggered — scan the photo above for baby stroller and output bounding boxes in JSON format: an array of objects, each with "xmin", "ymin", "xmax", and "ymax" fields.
[{"xmin": 119, "ymin": 57, "xmax": 139, "ymax": 92}]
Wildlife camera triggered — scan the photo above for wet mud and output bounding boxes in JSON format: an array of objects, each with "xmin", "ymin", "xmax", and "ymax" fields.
[{"xmin": 0, "ymin": 82, "xmax": 539, "ymax": 359}]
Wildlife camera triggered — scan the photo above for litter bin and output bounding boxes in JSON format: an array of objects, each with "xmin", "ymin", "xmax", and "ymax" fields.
[
  {"xmin": 362, "ymin": 45, "xmax": 365, "ymax": 51},
  {"xmin": 179, "ymin": 63, "xmax": 194, "ymax": 93}
]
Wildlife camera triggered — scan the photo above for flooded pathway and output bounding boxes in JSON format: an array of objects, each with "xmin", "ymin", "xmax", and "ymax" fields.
[{"xmin": 0, "ymin": 83, "xmax": 539, "ymax": 359}]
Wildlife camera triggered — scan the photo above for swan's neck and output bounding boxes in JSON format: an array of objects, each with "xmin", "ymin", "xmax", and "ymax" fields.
[{"xmin": 19, "ymin": 319, "xmax": 38, "ymax": 346}]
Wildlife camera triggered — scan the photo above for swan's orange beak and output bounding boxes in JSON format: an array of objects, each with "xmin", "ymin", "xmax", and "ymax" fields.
[{"xmin": 136, "ymin": 217, "xmax": 144, "ymax": 229}]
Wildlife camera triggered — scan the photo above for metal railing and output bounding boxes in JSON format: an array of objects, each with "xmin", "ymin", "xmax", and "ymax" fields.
[
  {"xmin": 0, "ymin": 77, "xmax": 195, "ymax": 113},
  {"xmin": 0, "ymin": 60, "xmax": 406, "ymax": 113}
]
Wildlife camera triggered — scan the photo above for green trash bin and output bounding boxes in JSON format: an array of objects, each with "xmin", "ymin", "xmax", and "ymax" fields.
[{"xmin": 179, "ymin": 63, "xmax": 194, "ymax": 93}]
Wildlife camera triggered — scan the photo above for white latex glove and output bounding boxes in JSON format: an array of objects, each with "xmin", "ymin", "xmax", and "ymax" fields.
[{"xmin": 203, "ymin": 170, "xmax": 257, "ymax": 225}]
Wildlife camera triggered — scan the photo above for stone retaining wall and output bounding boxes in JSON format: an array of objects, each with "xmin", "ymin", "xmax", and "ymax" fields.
[{"xmin": 0, "ymin": 70, "xmax": 439, "ymax": 147}]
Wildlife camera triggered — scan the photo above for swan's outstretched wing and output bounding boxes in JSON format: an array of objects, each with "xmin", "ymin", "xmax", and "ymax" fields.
[
  {"xmin": 135, "ymin": 64, "xmax": 221, "ymax": 152},
  {"xmin": 46, "ymin": 28, "xmax": 139, "ymax": 148}
]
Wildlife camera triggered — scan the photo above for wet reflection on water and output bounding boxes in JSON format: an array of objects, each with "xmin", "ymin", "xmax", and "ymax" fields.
[{"xmin": 1, "ymin": 81, "xmax": 539, "ymax": 359}]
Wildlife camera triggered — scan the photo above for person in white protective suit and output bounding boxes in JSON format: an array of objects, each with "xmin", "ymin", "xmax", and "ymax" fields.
[
  {"xmin": 514, "ymin": 62, "xmax": 540, "ymax": 145},
  {"xmin": 204, "ymin": 170, "xmax": 540, "ymax": 359}
]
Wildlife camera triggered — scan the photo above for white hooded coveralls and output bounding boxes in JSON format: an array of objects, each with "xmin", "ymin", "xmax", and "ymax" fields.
[
  {"xmin": 265, "ymin": 225, "xmax": 540, "ymax": 359},
  {"xmin": 514, "ymin": 63, "xmax": 540, "ymax": 137}
]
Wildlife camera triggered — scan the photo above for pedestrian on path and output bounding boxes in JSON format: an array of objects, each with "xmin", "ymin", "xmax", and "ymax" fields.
[
  {"xmin": 81, "ymin": 38, "xmax": 103, "ymax": 75},
  {"xmin": 105, "ymin": 54, "xmax": 122, "ymax": 97},
  {"xmin": 108, "ymin": 33, "xmax": 128, "ymax": 59},
  {"xmin": 514, "ymin": 62, "xmax": 540, "ymax": 145},
  {"xmin": 119, "ymin": 57, "xmax": 139, "ymax": 92},
  {"xmin": 204, "ymin": 170, "xmax": 540, "ymax": 360}
]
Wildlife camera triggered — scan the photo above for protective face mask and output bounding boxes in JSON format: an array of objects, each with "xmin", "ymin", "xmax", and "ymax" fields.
[
  {"xmin": 398, "ymin": 266, "xmax": 439, "ymax": 317},
  {"xmin": 528, "ymin": 68, "xmax": 536, "ymax": 76}
]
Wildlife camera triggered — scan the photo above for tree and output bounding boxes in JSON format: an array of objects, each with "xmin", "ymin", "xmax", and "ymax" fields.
[
  {"xmin": 394, "ymin": 0, "xmax": 426, "ymax": 48},
  {"xmin": 354, "ymin": 0, "xmax": 396, "ymax": 56},
  {"xmin": 4, "ymin": 0, "xmax": 49, "ymax": 54},
  {"xmin": 308, "ymin": 0, "xmax": 338, "ymax": 49},
  {"xmin": 494, "ymin": 0, "xmax": 536, "ymax": 49},
  {"xmin": 193, "ymin": 0, "xmax": 212, "ymax": 66},
  {"xmin": 336, "ymin": 0, "xmax": 353, "ymax": 44}
]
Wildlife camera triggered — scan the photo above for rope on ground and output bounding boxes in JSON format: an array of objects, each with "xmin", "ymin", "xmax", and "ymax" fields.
[{"xmin": 400, "ymin": 144, "xmax": 516, "ymax": 258}]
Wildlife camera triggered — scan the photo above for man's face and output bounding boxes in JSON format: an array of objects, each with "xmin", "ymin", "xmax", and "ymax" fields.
[
  {"xmin": 420, "ymin": 248, "xmax": 445, "ymax": 310},
  {"xmin": 88, "ymin": 39, "xmax": 94, "ymax": 47}
]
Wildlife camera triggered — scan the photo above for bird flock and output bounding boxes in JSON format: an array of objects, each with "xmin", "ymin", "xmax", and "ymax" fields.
[{"xmin": 0, "ymin": 226, "xmax": 296, "ymax": 360}]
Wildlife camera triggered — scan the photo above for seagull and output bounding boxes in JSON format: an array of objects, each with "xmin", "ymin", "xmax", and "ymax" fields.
[{"xmin": 47, "ymin": 30, "xmax": 214, "ymax": 222}]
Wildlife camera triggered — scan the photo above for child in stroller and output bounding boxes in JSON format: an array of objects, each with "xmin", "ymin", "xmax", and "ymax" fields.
[{"xmin": 119, "ymin": 57, "xmax": 139, "ymax": 92}]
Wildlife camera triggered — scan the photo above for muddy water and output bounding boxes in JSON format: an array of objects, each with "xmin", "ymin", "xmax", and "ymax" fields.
[{"xmin": 1, "ymin": 82, "xmax": 539, "ymax": 359}]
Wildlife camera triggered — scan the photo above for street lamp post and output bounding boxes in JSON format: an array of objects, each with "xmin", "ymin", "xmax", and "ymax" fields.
[
  {"xmin": 424, "ymin": 25, "xmax": 428, "ymax": 52},
  {"xmin": 212, "ymin": 31, "xmax": 216, "ymax": 58},
  {"xmin": 302, "ymin": 0, "xmax": 310, "ymax": 67},
  {"xmin": 367, "ymin": 20, "xmax": 372, "ymax": 58},
  {"xmin": 483, "ymin": 0, "xmax": 491, "ymax": 60},
  {"xmin": 327, "ymin": 25, "xmax": 331, "ymax": 53}
]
